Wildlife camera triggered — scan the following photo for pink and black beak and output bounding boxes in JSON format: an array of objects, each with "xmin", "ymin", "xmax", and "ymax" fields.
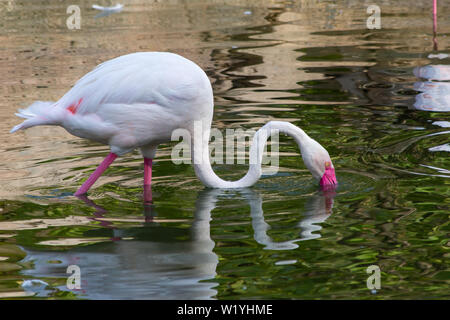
[{"xmin": 319, "ymin": 162, "xmax": 337, "ymax": 190}]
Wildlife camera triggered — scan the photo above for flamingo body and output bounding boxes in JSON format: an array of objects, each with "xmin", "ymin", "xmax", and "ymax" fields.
[{"xmin": 12, "ymin": 52, "xmax": 213, "ymax": 157}]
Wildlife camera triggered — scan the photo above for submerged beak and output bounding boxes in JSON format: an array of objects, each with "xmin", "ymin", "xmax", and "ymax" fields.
[{"xmin": 319, "ymin": 164, "xmax": 337, "ymax": 190}]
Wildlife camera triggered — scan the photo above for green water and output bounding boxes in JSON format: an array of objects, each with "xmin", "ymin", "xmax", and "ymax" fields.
[{"xmin": 0, "ymin": 1, "xmax": 449, "ymax": 299}]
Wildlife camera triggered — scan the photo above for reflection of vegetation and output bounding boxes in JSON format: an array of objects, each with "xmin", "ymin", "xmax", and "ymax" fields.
[{"xmin": 209, "ymin": 178, "xmax": 449, "ymax": 299}]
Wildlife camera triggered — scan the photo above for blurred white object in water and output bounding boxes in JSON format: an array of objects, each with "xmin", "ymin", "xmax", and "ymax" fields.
[
  {"xmin": 413, "ymin": 65, "xmax": 450, "ymax": 81},
  {"xmin": 413, "ymin": 65, "xmax": 450, "ymax": 112},
  {"xmin": 92, "ymin": 4, "xmax": 123, "ymax": 12},
  {"xmin": 413, "ymin": 81, "xmax": 450, "ymax": 94},
  {"xmin": 22, "ymin": 279, "xmax": 48, "ymax": 288},
  {"xmin": 428, "ymin": 53, "xmax": 449, "ymax": 59},
  {"xmin": 429, "ymin": 144, "xmax": 450, "ymax": 152},
  {"xmin": 92, "ymin": 4, "xmax": 123, "ymax": 17},
  {"xmin": 432, "ymin": 121, "xmax": 450, "ymax": 127},
  {"xmin": 420, "ymin": 164, "xmax": 450, "ymax": 174},
  {"xmin": 414, "ymin": 92, "xmax": 450, "ymax": 112}
]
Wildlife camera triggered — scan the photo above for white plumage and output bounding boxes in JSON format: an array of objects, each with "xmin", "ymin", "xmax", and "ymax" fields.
[{"xmin": 13, "ymin": 53, "xmax": 212, "ymax": 155}]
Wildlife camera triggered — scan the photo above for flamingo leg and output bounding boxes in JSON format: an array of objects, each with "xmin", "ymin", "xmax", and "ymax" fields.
[
  {"xmin": 143, "ymin": 158, "xmax": 153, "ymax": 203},
  {"xmin": 433, "ymin": 0, "xmax": 438, "ymax": 50},
  {"xmin": 74, "ymin": 152, "xmax": 118, "ymax": 196},
  {"xmin": 433, "ymin": 0, "xmax": 437, "ymax": 34}
]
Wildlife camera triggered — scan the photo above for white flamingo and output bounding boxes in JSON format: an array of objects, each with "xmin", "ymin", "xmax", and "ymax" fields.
[{"xmin": 10, "ymin": 52, "xmax": 337, "ymax": 196}]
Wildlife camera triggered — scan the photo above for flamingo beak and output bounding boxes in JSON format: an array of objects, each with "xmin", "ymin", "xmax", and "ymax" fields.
[{"xmin": 319, "ymin": 162, "xmax": 337, "ymax": 189}]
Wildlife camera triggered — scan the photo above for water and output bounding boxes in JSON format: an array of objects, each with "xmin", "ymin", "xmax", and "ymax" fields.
[{"xmin": 0, "ymin": 0, "xmax": 449, "ymax": 299}]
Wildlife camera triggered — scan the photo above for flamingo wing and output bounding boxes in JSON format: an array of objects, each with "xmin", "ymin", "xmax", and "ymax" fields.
[{"xmin": 57, "ymin": 52, "xmax": 208, "ymax": 116}]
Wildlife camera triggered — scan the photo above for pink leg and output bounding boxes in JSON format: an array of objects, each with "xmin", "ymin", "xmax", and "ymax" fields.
[
  {"xmin": 144, "ymin": 158, "xmax": 153, "ymax": 203},
  {"xmin": 433, "ymin": 0, "xmax": 437, "ymax": 33},
  {"xmin": 74, "ymin": 153, "xmax": 118, "ymax": 196},
  {"xmin": 144, "ymin": 158, "xmax": 153, "ymax": 186},
  {"xmin": 433, "ymin": 0, "xmax": 438, "ymax": 50}
]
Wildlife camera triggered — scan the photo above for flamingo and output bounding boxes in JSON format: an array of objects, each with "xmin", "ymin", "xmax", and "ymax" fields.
[{"xmin": 10, "ymin": 52, "xmax": 337, "ymax": 196}]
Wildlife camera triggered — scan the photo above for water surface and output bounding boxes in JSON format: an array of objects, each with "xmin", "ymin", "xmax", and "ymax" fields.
[{"xmin": 0, "ymin": 0, "xmax": 449, "ymax": 299}]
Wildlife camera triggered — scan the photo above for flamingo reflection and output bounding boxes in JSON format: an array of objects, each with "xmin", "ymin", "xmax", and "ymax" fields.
[{"xmin": 20, "ymin": 187, "xmax": 335, "ymax": 299}]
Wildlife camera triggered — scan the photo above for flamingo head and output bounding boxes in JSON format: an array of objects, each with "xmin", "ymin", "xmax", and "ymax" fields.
[
  {"xmin": 301, "ymin": 138, "xmax": 338, "ymax": 189},
  {"xmin": 319, "ymin": 161, "xmax": 337, "ymax": 190}
]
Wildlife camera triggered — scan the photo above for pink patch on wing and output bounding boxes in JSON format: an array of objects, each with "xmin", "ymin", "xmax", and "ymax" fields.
[
  {"xmin": 67, "ymin": 98, "xmax": 83, "ymax": 114},
  {"xmin": 319, "ymin": 162, "xmax": 337, "ymax": 189}
]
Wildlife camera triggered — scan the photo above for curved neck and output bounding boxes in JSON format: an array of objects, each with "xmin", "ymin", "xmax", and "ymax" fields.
[{"xmin": 191, "ymin": 121, "xmax": 312, "ymax": 188}]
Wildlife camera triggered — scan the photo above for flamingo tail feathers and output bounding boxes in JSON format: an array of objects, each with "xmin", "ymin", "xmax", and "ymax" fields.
[{"xmin": 10, "ymin": 101, "xmax": 57, "ymax": 133}]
